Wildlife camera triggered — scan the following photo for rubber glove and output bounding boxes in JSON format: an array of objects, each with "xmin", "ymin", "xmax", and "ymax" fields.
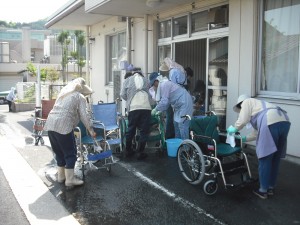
[
  {"xmin": 151, "ymin": 108, "xmax": 158, "ymax": 116},
  {"xmin": 227, "ymin": 125, "xmax": 238, "ymax": 134}
]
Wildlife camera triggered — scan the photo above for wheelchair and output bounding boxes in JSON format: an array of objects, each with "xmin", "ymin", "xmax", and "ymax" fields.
[
  {"xmin": 32, "ymin": 99, "xmax": 55, "ymax": 146},
  {"xmin": 74, "ymin": 121, "xmax": 116, "ymax": 178},
  {"xmin": 177, "ymin": 112, "xmax": 254, "ymax": 195},
  {"xmin": 120, "ymin": 111, "xmax": 166, "ymax": 156}
]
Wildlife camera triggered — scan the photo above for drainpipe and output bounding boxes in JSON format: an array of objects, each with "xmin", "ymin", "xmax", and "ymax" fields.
[
  {"xmin": 86, "ymin": 26, "xmax": 91, "ymax": 87},
  {"xmin": 126, "ymin": 17, "xmax": 132, "ymax": 64},
  {"xmin": 36, "ymin": 65, "xmax": 41, "ymax": 108},
  {"xmin": 144, "ymin": 14, "xmax": 148, "ymax": 77}
]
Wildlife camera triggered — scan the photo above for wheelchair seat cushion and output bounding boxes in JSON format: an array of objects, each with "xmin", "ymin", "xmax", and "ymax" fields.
[{"xmin": 216, "ymin": 143, "xmax": 242, "ymax": 157}]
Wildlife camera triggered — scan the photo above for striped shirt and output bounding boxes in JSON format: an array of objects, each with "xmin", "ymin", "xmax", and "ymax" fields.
[{"xmin": 44, "ymin": 92, "xmax": 93, "ymax": 135}]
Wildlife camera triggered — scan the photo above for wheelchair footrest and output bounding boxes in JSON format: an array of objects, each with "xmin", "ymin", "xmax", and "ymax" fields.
[{"xmin": 87, "ymin": 150, "xmax": 112, "ymax": 161}]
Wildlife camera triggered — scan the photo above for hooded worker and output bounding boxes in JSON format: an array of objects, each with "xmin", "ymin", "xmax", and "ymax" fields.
[
  {"xmin": 227, "ymin": 94, "xmax": 290, "ymax": 199},
  {"xmin": 151, "ymin": 67, "xmax": 193, "ymax": 140},
  {"xmin": 120, "ymin": 69, "xmax": 152, "ymax": 160},
  {"xmin": 44, "ymin": 78, "xmax": 96, "ymax": 188}
]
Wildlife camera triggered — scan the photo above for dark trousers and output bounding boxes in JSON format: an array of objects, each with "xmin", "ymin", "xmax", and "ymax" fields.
[
  {"xmin": 258, "ymin": 121, "xmax": 290, "ymax": 191},
  {"xmin": 48, "ymin": 130, "xmax": 77, "ymax": 168},
  {"xmin": 8, "ymin": 100, "xmax": 12, "ymax": 112},
  {"xmin": 126, "ymin": 109, "xmax": 151, "ymax": 151},
  {"xmin": 165, "ymin": 105, "xmax": 175, "ymax": 139}
]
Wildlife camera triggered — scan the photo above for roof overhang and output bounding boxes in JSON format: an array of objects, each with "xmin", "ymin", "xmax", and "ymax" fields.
[
  {"xmin": 45, "ymin": 0, "xmax": 109, "ymax": 30},
  {"xmin": 46, "ymin": 0, "xmax": 195, "ymax": 30},
  {"xmin": 85, "ymin": 0, "xmax": 195, "ymax": 18}
]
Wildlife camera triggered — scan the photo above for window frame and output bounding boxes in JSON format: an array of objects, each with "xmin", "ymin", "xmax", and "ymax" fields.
[
  {"xmin": 106, "ymin": 31, "xmax": 126, "ymax": 85},
  {"xmin": 257, "ymin": 0, "xmax": 300, "ymax": 99}
]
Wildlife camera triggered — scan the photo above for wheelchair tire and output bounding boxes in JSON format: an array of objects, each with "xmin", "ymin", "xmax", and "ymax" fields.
[
  {"xmin": 203, "ymin": 180, "xmax": 218, "ymax": 195},
  {"xmin": 177, "ymin": 139, "xmax": 205, "ymax": 185},
  {"xmin": 106, "ymin": 164, "xmax": 111, "ymax": 172}
]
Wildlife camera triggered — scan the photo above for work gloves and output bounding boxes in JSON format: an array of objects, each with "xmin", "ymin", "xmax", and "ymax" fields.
[
  {"xmin": 227, "ymin": 125, "xmax": 238, "ymax": 135},
  {"xmin": 151, "ymin": 108, "xmax": 161, "ymax": 116}
]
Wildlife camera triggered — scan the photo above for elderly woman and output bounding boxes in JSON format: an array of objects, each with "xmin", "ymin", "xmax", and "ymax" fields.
[
  {"xmin": 151, "ymin": 67, "xmax": 193, "ymax": 140},
  {"xmin": 227, "ymin": 94, "xmax": 290, "ymax": 199},
  {"xmin": 44, "ymin": 78, "xmax": 96, "ymax": 188}
]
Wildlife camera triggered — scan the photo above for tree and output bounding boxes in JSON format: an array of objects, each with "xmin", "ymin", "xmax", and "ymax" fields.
[
  {"xmin": 46, "ymin": 67, "xmax": 60, "ymax": 84},
  {"xmin": 57, "ymin": 30, "xmax": 70, "ymax": 84},
  {"xmin": 74, "ymin": 30, "xmax": 86, "ymax": 76},
  {"xmin": 26, "ymin": 62, "xmax": 37, "ymax": 76}
]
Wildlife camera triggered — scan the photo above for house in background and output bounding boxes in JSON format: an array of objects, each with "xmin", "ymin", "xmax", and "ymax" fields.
[{"xmin": 45, "ymin": 0, "xmax": 300, "ymax": 162}]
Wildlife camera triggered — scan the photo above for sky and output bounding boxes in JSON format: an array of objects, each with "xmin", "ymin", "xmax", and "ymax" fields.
[{"xmin": 0, "ymin": 0, "xmax": 71, "ymax": 23}]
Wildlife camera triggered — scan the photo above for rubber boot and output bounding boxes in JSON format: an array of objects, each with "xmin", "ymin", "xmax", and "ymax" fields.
[
  {"xmin": 65, "ymin": 168, "xmax": 84, "ymax": 188},
  {"xmin": 137, "ymin": 141, "xmax": 147, "ymax": 160},
  {"xmin": 57, "ymin": 166, "xmax": 66, "ymax": 183}
]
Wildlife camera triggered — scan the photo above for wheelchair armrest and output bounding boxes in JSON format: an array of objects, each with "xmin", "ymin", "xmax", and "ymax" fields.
[
  {"xmin": 92, "ymin": 119, "xmax": 105, "ymax": 129},
  {"xmin": 193, "ymin": 133, "xmax": 216, "ymax": 143}
]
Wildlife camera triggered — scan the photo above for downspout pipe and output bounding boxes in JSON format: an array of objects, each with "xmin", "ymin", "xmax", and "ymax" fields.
[
  {"xmin": 144, "ymin": 14, "xmax": 148, "ymax": 77},
  {"xmin": 86, "ymin": 25, "xmax": 91, "ymax": 86},
  {"xmin": 126, "ymin": 17, "xmax": 132, "ymax": 64}
]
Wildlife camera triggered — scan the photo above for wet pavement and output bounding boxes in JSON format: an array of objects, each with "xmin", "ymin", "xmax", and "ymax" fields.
[{"xmin": 1, "ymin": 106, "xmax": 300, "ymax": 225}]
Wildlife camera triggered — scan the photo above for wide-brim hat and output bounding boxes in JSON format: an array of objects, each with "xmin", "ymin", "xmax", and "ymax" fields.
[
  {"xmin": 159, "ymin": 62, "xmax": 169, "ymax": 72},
  {"xmin": 149, "ymin": 72, "xmax": 159, "ymax": 86},
  {"xmin": 233, "ymin": 94, "xmax": 250, "ymax": 112}
]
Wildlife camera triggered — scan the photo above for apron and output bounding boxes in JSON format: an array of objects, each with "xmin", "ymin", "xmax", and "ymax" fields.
[
  {"xmin": 250, "ymin": 101, "xmax": 289, "ymax": 159},
  {"xmin": 169, "ymin": 87, "xmax": 193, "ymax": 123}
]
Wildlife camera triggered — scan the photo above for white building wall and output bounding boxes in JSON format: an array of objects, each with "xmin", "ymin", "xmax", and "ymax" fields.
[
  {"xmin": 89, "ymin": 16, "xmax": 157, "ymax": 103},
  {"xmin": 90, "ymin": 17, "xmax": 126, "ymax": 103},
  {"xmin": 227, "ymin": 0, "xmax": 300, "ymax": 158}
]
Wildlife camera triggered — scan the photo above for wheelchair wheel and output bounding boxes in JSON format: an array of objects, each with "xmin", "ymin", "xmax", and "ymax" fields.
[
  {"xmin": 107, "ymin": 164, "xmax": 112, "ymax": 172},
  {"xmin": 177, "ymin": 139, "xmax": 205, "ymax": 185},
  {"xmin": 203, "ymin": 180, "xmax": 218, "ymax": 195}
]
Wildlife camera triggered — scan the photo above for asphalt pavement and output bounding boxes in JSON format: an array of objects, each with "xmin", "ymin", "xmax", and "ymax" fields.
[{"xmin": 1, "ymin": 105, "xmax": 300, "ymax": 225}]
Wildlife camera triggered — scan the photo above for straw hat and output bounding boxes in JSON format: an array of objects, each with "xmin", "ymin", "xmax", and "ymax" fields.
[
  {"xmin": 233, "ymin": 94, "xmax": 250, "ymax": 112},
  {"xmin": 159, "ymin": 62, "xmax": 169, "ymax": 72},
  {"xmin": 81, "ymin": 84, "xmax": 93, "ymax": 96}
]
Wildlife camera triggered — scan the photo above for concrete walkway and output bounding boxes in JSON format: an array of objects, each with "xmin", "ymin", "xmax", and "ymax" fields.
[{"xmin": 0, "ymin": 136, "xmax": 80, "ymax": 225}]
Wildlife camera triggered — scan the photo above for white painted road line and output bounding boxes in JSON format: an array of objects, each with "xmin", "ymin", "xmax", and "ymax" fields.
[{"xmin": 118, "ymin": 162, "xmax": 226, "ymax": 225}]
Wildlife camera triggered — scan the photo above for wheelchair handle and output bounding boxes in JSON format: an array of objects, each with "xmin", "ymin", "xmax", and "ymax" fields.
[{"xmin": 181, "ymin": 115, "xmax": 191, "ymax": 123}]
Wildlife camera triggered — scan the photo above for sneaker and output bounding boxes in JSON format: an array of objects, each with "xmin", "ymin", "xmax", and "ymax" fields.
[
  {"xmin": 267, "ymin": 189, "xmax": 274, "ymax": 196},
  {"xmin": 253, "ymin": 189, "xmax": 268, "ymax": 199}
]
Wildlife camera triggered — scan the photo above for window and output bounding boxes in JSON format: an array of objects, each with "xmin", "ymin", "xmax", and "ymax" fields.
[
  {"xmin": 159, "ymin": 20, "xmax": 171, "ymax": 39},
  {"xmin": 108, "ymin": 32, "xmax": 126, "ymax": 84},
  {"xmin": 173, "ymin": 16, "xmax": 187, "ymax": 36},
  {"xmin": 191, "ymin": 10, "xmax": 209, "ymax": 33},
  {"xmin": 259, "ymin": 0, "xmax": 300, "ymax": 95},
  {"xmin": 158, "ymin": 45, "xmax": 171, "ymax": 64}
]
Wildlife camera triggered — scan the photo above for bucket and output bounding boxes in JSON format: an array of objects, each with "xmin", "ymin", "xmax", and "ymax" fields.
[{"xmin": 165, "ymin": 138, "xmax": 182, "ymax": 157}]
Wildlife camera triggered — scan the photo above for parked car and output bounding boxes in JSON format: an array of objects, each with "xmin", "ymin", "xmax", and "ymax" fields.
[{"xmin": 0, "ymin": 90, "xmax": 10, "ymax": 104}]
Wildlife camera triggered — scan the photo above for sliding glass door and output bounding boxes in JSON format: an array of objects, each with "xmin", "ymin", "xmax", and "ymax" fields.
[{"xmin": 207, "ymin": 36, "xmax": 228, "ymax": 130}]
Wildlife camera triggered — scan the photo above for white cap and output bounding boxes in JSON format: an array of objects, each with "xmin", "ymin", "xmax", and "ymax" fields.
[{"xmin": 233, "ymin": 94, "xmax": 250, "ymax": 112}]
